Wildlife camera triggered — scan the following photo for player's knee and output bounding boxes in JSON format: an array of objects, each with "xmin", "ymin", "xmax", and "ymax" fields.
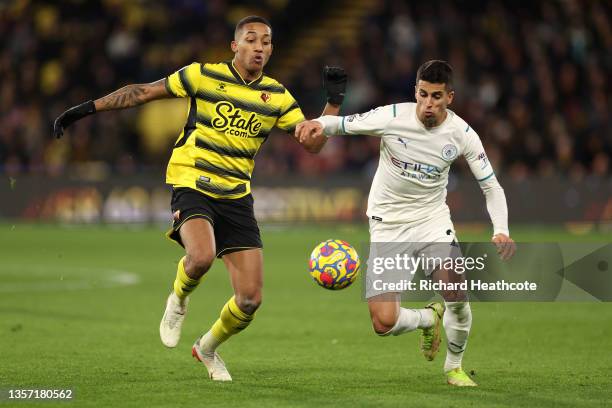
[
  {"xmin": 235, "ymin": 292, "xmax": 261, "ymax": 315},
  {"xmin": 371, "ymin": 314, "xmax": 396, "ymax": 336},
  {"xmin": 184, "ymin": 251, "xmax": 215, "ymax": 279}
]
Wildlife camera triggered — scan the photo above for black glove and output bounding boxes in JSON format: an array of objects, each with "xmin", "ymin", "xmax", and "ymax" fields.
[
  {"xmin": 323, "ymin": 66, "xmax": 347, "ymax": 106},
  {"xmin": 53, "ymin": 100, "xmax": 96, "ymax": 138}
]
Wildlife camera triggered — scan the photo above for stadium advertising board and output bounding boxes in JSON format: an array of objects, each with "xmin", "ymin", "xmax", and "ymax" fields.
[{"xmin": 1, "ymin": 174, "xmax": 610, "ymax": 226}]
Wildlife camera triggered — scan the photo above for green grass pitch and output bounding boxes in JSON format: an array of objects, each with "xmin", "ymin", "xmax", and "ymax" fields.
[{"xmin": 0, "ymin": 223, "xmax": 610, "ymax": 407}]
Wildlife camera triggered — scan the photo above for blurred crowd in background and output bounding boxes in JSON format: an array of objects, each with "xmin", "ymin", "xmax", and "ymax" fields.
[{"xmin": 1, "ymin": 0, "xmax": 610, "ymax": 181}]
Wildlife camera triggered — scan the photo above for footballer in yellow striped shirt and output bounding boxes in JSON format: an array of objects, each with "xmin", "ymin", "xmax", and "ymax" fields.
[{"xmin": 53, "ymin": 15, "xmax": 347, "ymax": 381}]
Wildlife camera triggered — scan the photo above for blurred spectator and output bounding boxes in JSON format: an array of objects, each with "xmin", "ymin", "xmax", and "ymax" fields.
[{"xmin": 0, "ymin": 0, "xmax": 610, "ymax": 181}]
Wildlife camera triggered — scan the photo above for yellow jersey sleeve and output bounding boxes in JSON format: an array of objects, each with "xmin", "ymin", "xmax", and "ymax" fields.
[
  {"xmin": 165, "ymin": 62, "xmax": 201, "ymax": 98},
  {"xmin": 276, "ymin": 89, "xmax": 305, "ymax": 132}
]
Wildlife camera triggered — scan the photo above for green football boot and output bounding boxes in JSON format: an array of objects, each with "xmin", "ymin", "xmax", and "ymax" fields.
[
  {"xmin": 420, "ymin": 302, "xmax": 445, "ymax": 361},
  {"xmin": 446, "ymin": 367, "xmax": 478, "ymax": 387}
]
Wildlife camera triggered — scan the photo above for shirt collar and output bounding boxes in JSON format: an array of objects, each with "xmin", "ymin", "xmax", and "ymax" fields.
[{"xmin": 228, "ymin": 60, "xmax": 263, "ymax": 86}]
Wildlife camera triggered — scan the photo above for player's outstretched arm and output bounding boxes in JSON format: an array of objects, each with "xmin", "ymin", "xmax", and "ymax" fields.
[
  {"xmin": 296, "ymin": 66, "xmax": 346, "ymax": 153},
  {"xmin": 53, "ymin": 79, "xmax": 171, "ymax": 138},
  {"xmin": 297, "ymin": 103, "xmax": 393, "ymax": 143},
  {"xmin": 94, "ymin": 79, "xmax": 170, "ymax": 111}
]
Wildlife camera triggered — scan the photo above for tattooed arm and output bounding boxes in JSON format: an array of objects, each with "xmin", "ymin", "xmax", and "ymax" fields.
[
  {"xmin": 94, "ymin": 79, "xmax": 171, "ymax": 111},
  {"xmin": 53, "ymin": 79, "xmax": 172, "ymax": 138}
]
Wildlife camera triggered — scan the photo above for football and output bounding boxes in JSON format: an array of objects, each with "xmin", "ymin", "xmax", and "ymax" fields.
[{"xmin": 309, "ymin": 239, "xmax": 360, "ymax": 290}]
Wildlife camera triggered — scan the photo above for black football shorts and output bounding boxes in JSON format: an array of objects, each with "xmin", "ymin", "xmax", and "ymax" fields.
[{"xmin": 166, "ymin": 187, "xmax": 263, "ymax": 257}]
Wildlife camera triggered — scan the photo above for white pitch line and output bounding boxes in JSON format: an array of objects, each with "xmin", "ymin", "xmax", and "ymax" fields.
[{"xmin": 0, "ymin": 269, "xmax": 140, "ymax": 293}]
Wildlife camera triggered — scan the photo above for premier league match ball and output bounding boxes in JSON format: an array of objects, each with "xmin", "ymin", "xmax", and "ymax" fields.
[{"xmin": 309, "ymin": 239, "xmax": 360, "ymax": 290}]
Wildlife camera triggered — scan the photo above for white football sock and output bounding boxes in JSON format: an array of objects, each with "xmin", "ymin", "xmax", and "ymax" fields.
[
  {"xmin": 418, "ymin": 307, "xmax": 435, "ymax": 329},
  {"xmin": 170, "ymin": 291, "xmax": 187, "ymax": 306},
  {"xmin": 388, "ymin": 307, "xmax": 433, "ymax": 336},
  {"xmin": 198, "ymin": 330, "xmax": 221, "ymax": 353},
  {"xmin": 443, "ymin": 302, "xmax": 472, "ymax": 372}
]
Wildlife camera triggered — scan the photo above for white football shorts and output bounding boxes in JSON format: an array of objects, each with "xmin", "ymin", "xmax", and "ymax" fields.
[{"xmin": 364, "ymin": 213, "xmax": 462, "ymax": 299}]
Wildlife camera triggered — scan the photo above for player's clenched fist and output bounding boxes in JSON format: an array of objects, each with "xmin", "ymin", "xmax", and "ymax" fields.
[
  {"xmin": 295, "ymin": 120, "xmax": 324, "ymax": 143},
  {"xmin": 491, "ymin": 233, "xmax": 516, "ymax": 260},
  {"xmin": 323, "ymin": 66, "xmax": 347, "ymax": 106}
]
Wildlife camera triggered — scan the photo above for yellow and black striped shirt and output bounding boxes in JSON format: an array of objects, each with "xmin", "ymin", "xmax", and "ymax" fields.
[{"xmin": 165, "ymin": 61, "xmax": 305, "ymax": 199}]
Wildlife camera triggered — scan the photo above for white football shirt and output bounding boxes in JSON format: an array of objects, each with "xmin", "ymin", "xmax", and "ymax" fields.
[{"xmin": 315, "ymin": 102, "xmax": 508, "ymax": 234}]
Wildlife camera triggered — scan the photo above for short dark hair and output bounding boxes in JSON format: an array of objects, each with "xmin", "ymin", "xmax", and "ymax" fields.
[
  {"xmin": 416, "ymin": 60, "xmax": 453, "ymax": 90},
  {"xmin": 235, "ymin": 15, "xmax": 272, "ymax": 38}
]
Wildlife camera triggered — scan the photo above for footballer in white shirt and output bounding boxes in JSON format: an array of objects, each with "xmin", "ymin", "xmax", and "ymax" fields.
[{"xmin": 296, "ymin": 60, "xmax": 516, "ymax": 387}]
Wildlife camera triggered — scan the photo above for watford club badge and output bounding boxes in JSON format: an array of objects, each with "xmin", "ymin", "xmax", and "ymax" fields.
[{"xmin": 260, "ymin": 92, "xmax": 270, "ymax": 103}]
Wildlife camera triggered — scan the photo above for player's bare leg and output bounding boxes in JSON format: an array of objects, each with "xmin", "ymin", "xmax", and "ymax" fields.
[
  {"xmin": 224, "ymin": 248, "xmax": 263, "ymax": 315},
  {"xmin": 431, "ymin": 267, "xmax": 476, "ymax": 386},
  {"xmin": 368, "ymin": 293, "xmax": 439, "ymax": 344},
  {"xmin": 194, "ymin": 248, "xmax": 263, "ymax": 381},
  {"xmin": 160, "ymin": 218, "xmax": 215, "ymax": 347},
  {"xmin": 368, "ymin": 293, "xmax": 400, "ymax": 334}
]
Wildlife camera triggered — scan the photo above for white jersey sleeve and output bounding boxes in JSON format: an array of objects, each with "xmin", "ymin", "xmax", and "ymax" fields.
[
  {"xmin": 314, "ymin": 105, "xmax": 396, "ymax": 137},
  {"xmin": 463, "ymin": 127, "xmax": 494, "ymax": 182},
  {"xmin": 462, "ymin": 127, "xmax": 510, "ymax": 236}
]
